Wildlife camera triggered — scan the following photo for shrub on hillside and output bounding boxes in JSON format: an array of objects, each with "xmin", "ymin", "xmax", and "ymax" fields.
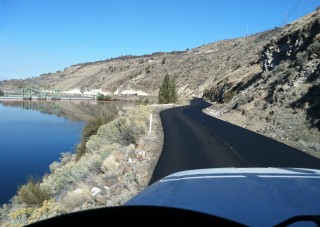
[
  {"xmin": 49, "ymin": 161, "xmax": 61, "ymax": 173},
  {"xmin": 307, "ymin": 40, "xmax": 320, "ymax": 56},
  {"xmin": 86, "ymin": 105, "xmax": 150, "ymax": 153},
  {"xmin": 118, "ymin": 118, "xmax": 147, "ymax": 145},
  {"xmin": 223, "ymin": 90, "xmax": 236, "ymax": 103},
  {"xmin": 8, "ymin": 199, "xmax": 62, "ymax": 226},
  {"xmin": 42, "ymin": 143, "xmax": 121, "ymax": 193},
  {"xmin": 273, "ymin": 61, "xmax": 287, "ymax": 73},
  {"xmin": 287, "ymin": 68, "xmax": 297, "ymax": 76},
  {"xmin": 144, "ymin": 98, "xmax": 150, "ymax": 105},
  {"xmin": 8, "ymin": 207, "xmax": 33, "ymax": 225},
  {"xmin": 27, "ymin": 199, "xmax": 62, "ymax": 224},
  {"xmin": 97, "ymin": 94, "xmax": 113, "ymax": 101},
  {"xmin": 61, "ymin": 187, "xmax": 92, "ymax": 212},
  {"xmin": 76, "ymin": 115, "xmax": 115, "ymax": 160},
  {"xmin": 86, "ymin": 117, "xmax": 146, "ymax": 153},
  {"xmin": 296, "ymin": 51, "xmax": 308, "ymax": 66},
  {"xmin": 138, "ymin": 97, "xmax": 150, "ymax": 105},
  {"xmin": 17, "ymin": 176, "xmax": 51, "ymax": 207}
]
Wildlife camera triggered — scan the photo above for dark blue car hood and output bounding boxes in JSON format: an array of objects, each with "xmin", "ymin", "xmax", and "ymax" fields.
[{"xmin": 126, "ymin": 168, "xmax": 320, "ymax": 226}]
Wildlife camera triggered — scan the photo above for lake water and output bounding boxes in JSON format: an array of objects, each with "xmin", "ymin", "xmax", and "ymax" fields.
[{"xmin": 0, "ymin": 101, "xmax": 135, "ymax": 205}]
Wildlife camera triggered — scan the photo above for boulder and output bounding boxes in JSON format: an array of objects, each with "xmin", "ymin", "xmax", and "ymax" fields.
[
  {"xmin": 101, "ymin": 150, "xmax": 125, "ymax": 173},
  {"xmin": 104, "ymin": 186, "xmax": 111, "ymax": 197},
  {"xmin": 91, "ymin": 187, "xmax": 102, "ymax": 197},
  {"xmin": 122, "ymin": 143, "xmax": 135, "ymax": 154},
  {"xmin": 137, "ymin": 137, "xmax": 145, "ymax": 148},
  {"xmin": 136, "ymin": 150, "xmax": 147, "ymax": 161}
]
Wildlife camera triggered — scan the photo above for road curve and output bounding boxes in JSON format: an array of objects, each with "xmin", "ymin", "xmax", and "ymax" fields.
[{"xmin": 149, "ymin": 98, "xmax": 320, "ymax": 184}]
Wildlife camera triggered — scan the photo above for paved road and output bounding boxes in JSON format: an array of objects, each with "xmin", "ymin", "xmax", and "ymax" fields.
[{"xmin": 149, "ymin": 98, "xmax": 320, "ymax": 184}]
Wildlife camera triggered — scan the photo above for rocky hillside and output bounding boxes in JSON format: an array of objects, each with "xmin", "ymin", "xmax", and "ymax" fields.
[
  {"xmin": 202, "ymin": 10, "xmax": 320, "ymax": 158},
  {"xmin": 1, "ymin": 9, "xmax": 319, "ymax": 156}
]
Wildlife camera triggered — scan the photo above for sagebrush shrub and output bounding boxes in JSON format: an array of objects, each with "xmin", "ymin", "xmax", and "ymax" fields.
[
  {"xmin": 76, "ymin": 115, "xmax": 115, "ymax": 160},
  {"xmin": 86, "ymin": 117, "xmax": 146, "ymax": 153},
  {"xmin": 8, "ymin": 199, "xmax": 62, "ymax": 225},
  {"xmin": 307, "ymin": 40, "xmax": 320, "ymax": 55},
  {"xmin": 86, "ymin": 106, "xmax": 150, "ymax": 153},
  {"xmin": 9, "ymin": 207, "xmax": 33, "ymax": 225},
  {"xmin": 17, "ymin": 176, "xmax": 51, "ymax": 207},
  {"xmin": 27, "ymin": 199, "xmax": 62, "ymax": 224},
  {"xmin": 273, "ymin": 61, "xmax": 287, "ymax": 73},
  {"xmin": 49, "ymin": 161, "xmax": 60, "ymax": 173},
  {"xmin": 42, "ymin": 143, "xmax": 120, "ymax": 192},
  {"xmin": 61, "ymin": 188, "xmax": 92, "ymax": 212},
  {"xmin": 296, "ymin": 51, "xmax": 308, "ymax": 65},
  {"xmin": 223, "ymin": 90, "xmax": 236, "ymax": 103}
]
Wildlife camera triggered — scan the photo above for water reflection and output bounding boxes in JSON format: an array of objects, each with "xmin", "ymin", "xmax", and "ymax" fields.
[
  {"xmin": 0, "ymin": 100, "xmax": 136, "ymax": 205},
  {"xmin": 0, "ymin": 101, "xmax": 137, "ymax": 122}
]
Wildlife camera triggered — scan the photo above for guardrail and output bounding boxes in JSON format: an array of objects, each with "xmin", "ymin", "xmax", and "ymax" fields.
[{"xmin": 0, "ymin": 96, "xmax": 96, "ymax": 101}]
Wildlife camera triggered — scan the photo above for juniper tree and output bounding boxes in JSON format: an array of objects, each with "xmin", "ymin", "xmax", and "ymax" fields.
[{"xmin": 158, "ymin": 74, "xmax": 177, "ymax": 104}]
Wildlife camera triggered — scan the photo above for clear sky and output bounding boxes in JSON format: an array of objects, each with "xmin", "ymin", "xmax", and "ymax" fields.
[{"xmin": 0, "ymin": 0, "xmax": 319, "ymax": 80}]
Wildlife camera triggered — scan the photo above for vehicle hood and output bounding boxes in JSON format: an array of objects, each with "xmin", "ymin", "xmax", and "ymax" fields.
[{"xmin": 126, "ymin": 167, "xmax": 320, "ymax": 226}]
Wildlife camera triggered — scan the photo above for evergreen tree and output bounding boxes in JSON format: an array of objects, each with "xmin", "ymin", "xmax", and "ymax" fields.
[
  {"xmin": 158, "ymin": 74, "xmax": 178, "ymax": 104},
  {"xmin": 169, "ymin": 76, "xmax": 178, "ymax": 103}
]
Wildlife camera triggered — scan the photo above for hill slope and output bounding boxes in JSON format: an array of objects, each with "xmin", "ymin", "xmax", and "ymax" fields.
[
  {"xmin": 0, "ymin": 11, "xmax": 316, "ymax": 97},
  {"xmin": 203, "ymin": 10, "xmax": 320, "ymax": 158}
]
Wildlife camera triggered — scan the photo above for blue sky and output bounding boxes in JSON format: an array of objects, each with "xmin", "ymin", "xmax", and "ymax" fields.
[{"xmin": 0, "ymin": 0, "xmax": 319, "ymax": 80}]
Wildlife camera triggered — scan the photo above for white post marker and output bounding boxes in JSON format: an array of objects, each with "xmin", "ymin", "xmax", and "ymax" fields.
[{"xmin": 149, "ymin": 114, "xmax": 152, "ymax": 133}]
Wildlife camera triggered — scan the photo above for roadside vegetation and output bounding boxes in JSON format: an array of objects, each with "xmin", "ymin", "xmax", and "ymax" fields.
[
  {"xmin": 0, "ymin": 90, "xmax": 4, "ymax": 96},
  {"xmin": 17, "ymin": 176, "xmax": 51, "ymax": 207},
  {"xmin": 96, "ymin": 94, "xmax": 114, "ymax": 101},
  {"xmin": 0, "ymin": 105, "xmax": 152, "ymax": 226},
  {"xmin": 76, "ymin": 115, "xmax": 115, "ymax": 160}
]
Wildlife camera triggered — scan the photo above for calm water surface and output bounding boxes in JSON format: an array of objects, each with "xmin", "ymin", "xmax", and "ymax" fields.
[{"xmin": 0, "ymin": 101, "xmax": 135, "ymax": 205}]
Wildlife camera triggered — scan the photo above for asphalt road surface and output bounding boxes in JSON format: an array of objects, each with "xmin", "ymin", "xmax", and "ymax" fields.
[{"xmin": 149, "ymin": 98, "xmax": 320, "ymax": 184}]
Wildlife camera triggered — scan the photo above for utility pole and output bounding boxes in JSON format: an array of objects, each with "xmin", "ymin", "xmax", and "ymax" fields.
[
  {"xmin": 246, "ymin": 25, "xmax": 249, "ymax": 38},
  {"xmin": 285, "ymin": 11, "xmax": 288, "ymax": 24}
]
